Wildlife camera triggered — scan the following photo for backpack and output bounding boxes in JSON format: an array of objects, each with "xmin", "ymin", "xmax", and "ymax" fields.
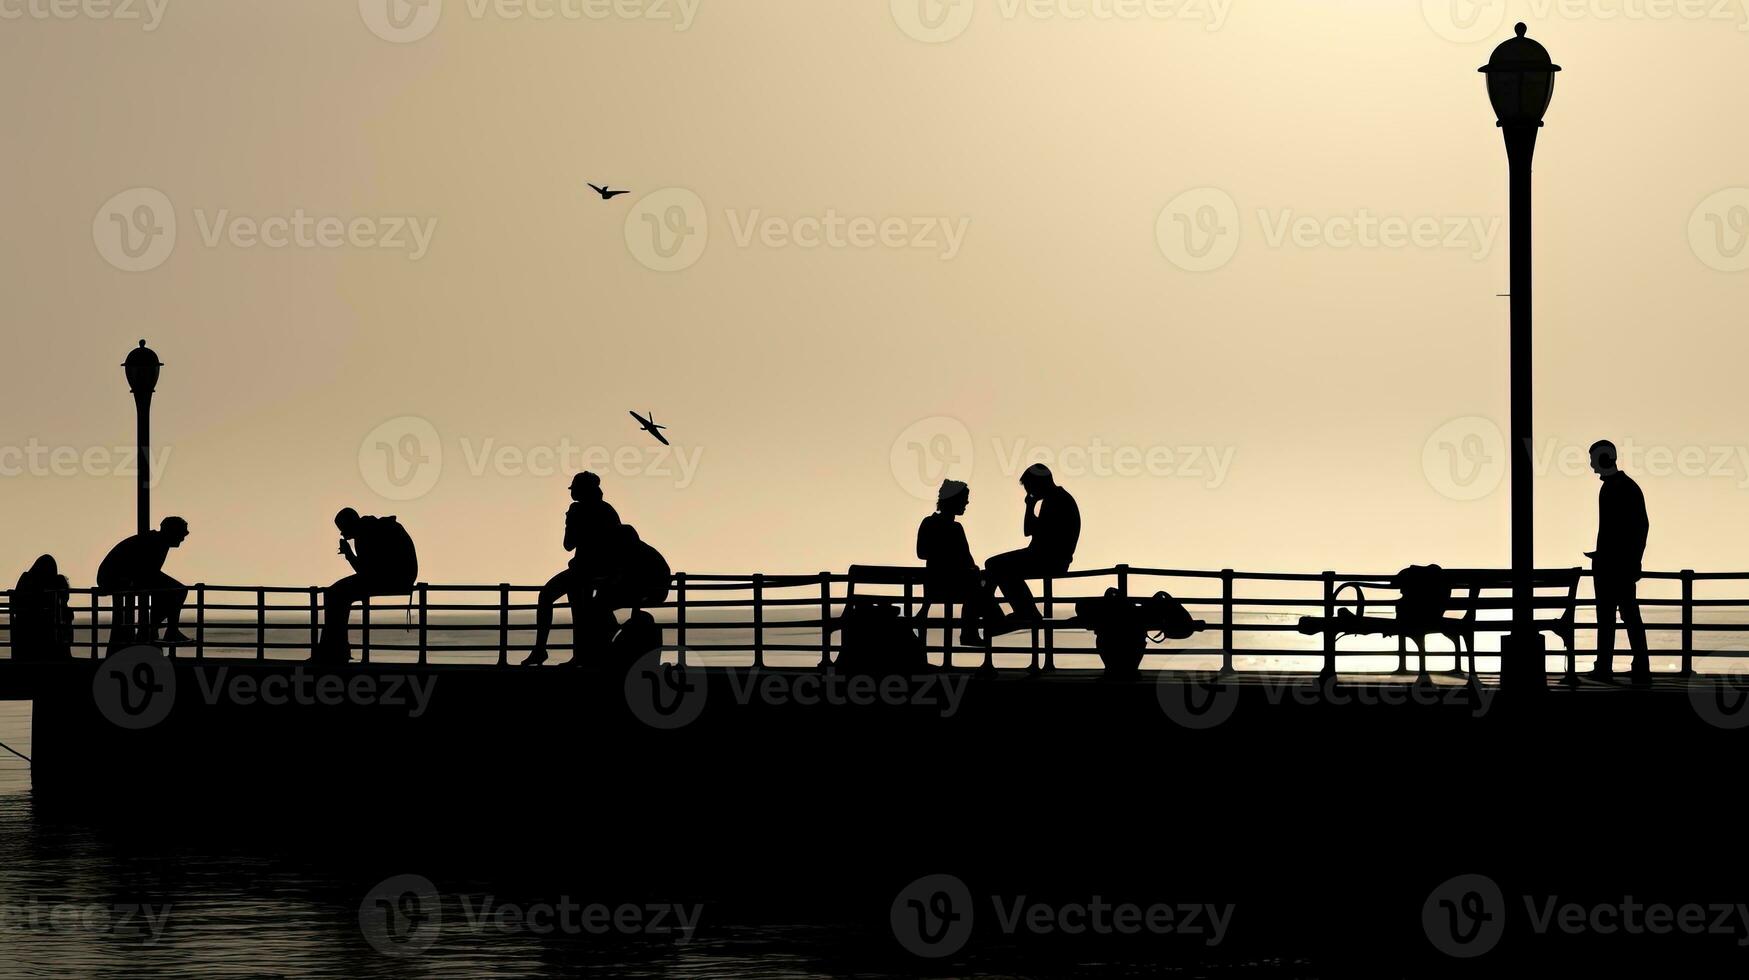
[
  {"xmin": 1392, "ymin": 565, "xmax": 1451, "ymax": 628},
  {"xmin": 368, "ymin": 516, "xmax": 419, "ymax": 587},
  {"xmin": 834, "ymin": 598, "xmax": 927, "ymax": 676},
  {"xmin": 1071, "ymin": 589, "xmax": 1205, "ymax": 675}
]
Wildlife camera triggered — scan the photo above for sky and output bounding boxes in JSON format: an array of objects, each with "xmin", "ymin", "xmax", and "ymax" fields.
[{"xmin": 3, "ymin": 0, "xmax": 1748, "ymax": 590}]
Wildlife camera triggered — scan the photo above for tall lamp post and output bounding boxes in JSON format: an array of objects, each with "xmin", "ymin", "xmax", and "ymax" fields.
[
  {"xmin": 123, "ymin": 340, "xmax": 163, "ymax": 537},
  {"xmin": 1481, "ymin": 25, "xmax": 1560, "ymax": 689}
]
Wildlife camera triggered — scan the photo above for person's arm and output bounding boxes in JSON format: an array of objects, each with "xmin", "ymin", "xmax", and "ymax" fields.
[
  {"xmin": 339, "ymin": 536, "xmax": 360, "ymax": 572},
  {"xmin": 1023, "ymin": 495, "xmax": 1039, "ymax": 539},
  {"xmin": 916, "ymin": 519, "xmax": 931, "ymax": 562}
]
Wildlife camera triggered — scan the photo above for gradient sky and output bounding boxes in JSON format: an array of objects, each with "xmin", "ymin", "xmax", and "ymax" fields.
[{"xmin": 3, "ymin": 1, "xmax": 1748, "ymax": 589}]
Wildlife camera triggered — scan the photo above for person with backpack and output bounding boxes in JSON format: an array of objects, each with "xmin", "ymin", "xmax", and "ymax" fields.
[
  {"xmin": 585, "ymin": 523, "xmax": 671, "ymax": 670},
  {"xmin": 314, "ymin": 508, "xmax": 419, "ymax": 664},
  {"xmin": 522, "ymin": 472, "xmax": 622, "ymax": 666}
]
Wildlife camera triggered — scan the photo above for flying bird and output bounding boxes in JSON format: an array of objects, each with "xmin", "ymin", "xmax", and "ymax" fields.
[
  {"xmin": 630, "ymin": 410, "xmax": 670, "ymax": 446},
  {"xmin": 589, "ymin": 183, "xmax": 630, "ymax": 201}
]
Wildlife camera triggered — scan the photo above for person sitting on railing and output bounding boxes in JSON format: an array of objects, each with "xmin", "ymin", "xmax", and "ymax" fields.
[
  {"xmin": 523, "ymin": 472, "xmax": 622, "ymax": 667},
  {"xmin": 916, "ymin": 479, "xmax": 995, "ymax": 647},
  {"xmin": 11, "ymin": 555, "xmax": 73, "ymax": 661},
  {"xmin": 314, "ymin": 509, "xmax": 419, "ymax": 664},
  {"xmin": 570, "ymin": 523, "xmax": 672, "ymax": 667},
  {"xmin": 96, "ymin": 516, "xmax": 191, "ymax": 647},
  {"xmin": 983, "ymin": 464, "xmax": 1079, "ymax": 626},
  {"xmin": 1587, "ymin": 439, "xmax": 1650, "ymax": 681}
]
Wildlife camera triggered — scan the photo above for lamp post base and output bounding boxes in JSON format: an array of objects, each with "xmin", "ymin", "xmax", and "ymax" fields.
[{"xmin": 1500, "ymin": 632, "xmax": 1547, "ymax": 692}]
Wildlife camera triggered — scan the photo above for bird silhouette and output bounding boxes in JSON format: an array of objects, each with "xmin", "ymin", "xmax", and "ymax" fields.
[
  {"xmin": 589, "ymin": 183, "xmax": 630, "ymax": 201},
  {"xmin": 630, "ymin": 411, "xmax": 670, "ymax": 446}
]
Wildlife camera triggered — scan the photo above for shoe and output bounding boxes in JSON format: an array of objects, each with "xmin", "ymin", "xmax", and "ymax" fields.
[
  {"xmin": 958, "ymin": 631, "xmax": 987, "ymax": 648},
  {"xmin": 520, "ymin": 648, "xmax": 549, "ymax": 667},
  {"xmin": 159, "ymin": 628, "xmax": 192, "ymax": 646}
]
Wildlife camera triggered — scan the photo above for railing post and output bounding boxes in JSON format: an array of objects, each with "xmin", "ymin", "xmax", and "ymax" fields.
[
  {"xmin": 256, "ymin": 588, "xmax": 267, "ymax": 660},
  {"xmin": 360, "ymin": 597, "xmax": 371, "ymax": 665},
  {"xmin": 674, "ymin": 573, "xmax": 687, "ymax": 669},
  {"xmin": 1321, "ymin": 571, "xmax": 1337, "ymax": 678},
  {"xmin": 417, "ymin": 583, "xmax": 429, "ymax": 666},
  {"xmin": 195, "ymin": 584, "xmax": 206, "ymax": 660},
  {"xmin": 90, "ymin": 590, "xmax": 99, "ymax": 659},
  {"xmin": 1221, "ymin": 569, "xmax": 1235, "ymax": 675},
  {"xmin": 1681, "ymin": 569, "xmax": 1695, "ymax": 677},
  {"xmin": 753, "ymin": 574, "xmax": 766, "ymax": 670},
  {"xmin": 1042, "ymin": 575, "xmax": 1056, "ymax": 673},
  {"xmin": 498, "ymin": 584, "xmax": 510, "ymax": 667},
  {"xmin": 818, "ymin": 572, "xmax": 832, "ymax": 670},
  {"xmin": 309, "ymin": 586, "xmax": 319, "ymax": 659}
]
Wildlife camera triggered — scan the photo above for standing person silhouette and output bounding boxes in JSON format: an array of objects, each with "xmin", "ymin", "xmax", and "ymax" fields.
[
  {"xmin": 97, "ymin": 516, "xmax": 191, "ymax": 647},
  {"xmin": 984, "ymin": 464, "xmax": 1080, "ymax": 626},
  {"xmin": 916, "ymin": 480, "xmax": 992, "ymax": 647},
  {"xmin": 315, "ymin": 509, "xmax": 419, "ymax": 664},
  {"xmin": 1586, "ymin": 440, "xmax": 1649, "ymax": 681},
  {"xmin": 522, "ymin": 472, "xmax": 622, "ymax": 666}
]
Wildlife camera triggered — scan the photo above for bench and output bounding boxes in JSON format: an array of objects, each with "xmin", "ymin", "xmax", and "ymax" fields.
[{"xmin": 1298, "ymin": 567, "xmax": 1582, "ymax": 676}]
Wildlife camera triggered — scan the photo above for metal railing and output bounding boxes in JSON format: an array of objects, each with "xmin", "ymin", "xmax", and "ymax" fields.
[{"xmin": 0, "ymin": 566, "xmax": 1741, "ymax": 674}]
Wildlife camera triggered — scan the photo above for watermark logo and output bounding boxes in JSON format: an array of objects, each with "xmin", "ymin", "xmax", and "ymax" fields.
[
  {"xmin": 1689, "ymin": 656, "xmax": 1749, "ymax": 729},
  {"xmin": 0, "ymin": 901, "xmax": 173, "ymax": 944},
  {"xmin": 1423, "ymin": 416, "xmax": 1506, "ymax": 501},
  {"xmin": 360, "ymin": 0, "xmax": 443, "ymax": 42},
  {"xmin": 1690, "ymin": 188, "xmax": 1749, "ymax": 273},
  {"xmin": 626, "ymin": 187, "xmax": 709, "ymax": 272},
  {"xmin": 890, "ymin": 416, "xmax": 976, "ymax": 501},
  {"xmin": 0, "ymin": 441, "xmax": 172, "ymax": 484},
  {"xmin": 0, "ymin": 0, "xmax": 169, "ymax": 30},
  {"xmin": 360, "ymin": 416, "xmax": 444, "ymax": 502},
  {"xmin": 624, "ymin": 650, "xmax": 706, "ymax": 729},
  {"xmin": 1422, "ymin": 0, "xmax": 1508, "ymax": 43},
  {"xmin": 892, "ymin": 874, "xmax": 975, "ymax": 958},
  {"xmin": 360, "ymin": 874, "xmax": 443, "ymax": 957},
  {"xmin": 92, "ymin": 645, "xmax": 176, "ymax": 730},
  {"xmin": 1156, "ymin": 676, "xmax": 1240, "ymax": 730},
  {"xmin": 94, "ymin": 188, "xmax": 176, "ymax": 273},
  {"xmin": 1157, "ymin": 187, "xmax": 1239, "ymax": 272},
  {"xmin": 1423, "ymin": 873, "xmax": 1506, "ymax": 958},
  {"xmin": 891, "ymin": 0, "xmax": 975, "ymax": 42}
]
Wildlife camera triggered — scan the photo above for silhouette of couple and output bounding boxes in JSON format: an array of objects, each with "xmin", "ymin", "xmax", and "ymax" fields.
[
  {"xmin": 521, "ymin": 472, "xmax": 670, "ymax": 667},
  {"xmin": 916, "ymin": 463, "xmax": 1080, "ymax": 644}
]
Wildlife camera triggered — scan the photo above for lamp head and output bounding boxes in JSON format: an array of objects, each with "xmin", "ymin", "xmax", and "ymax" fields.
[
  {"xmin": 123, "ymin": 339, "xmax": 163, "ymax": 395},
  {"xmin": 1480, "ymin": 23, "xmax": 1560, "ymax": 127}
]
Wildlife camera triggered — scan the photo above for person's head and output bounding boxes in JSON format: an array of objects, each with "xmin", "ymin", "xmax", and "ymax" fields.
[
  {"xmin": 937, "ymin": 480, "xmax": 970, "ymax": 517},
  {"xmin": 28, "ymin": 555, "xmax": 57, "ymax": 578},
  {"xmin": 160, "ymin": 516, "xmax": 190, "ymax": 546},
  {"xmin": 570, "ymin": 471, "xmax": 603, "ymax": 503},
  {"xmin": 1020, "ymin": 463, "xmax": 1055, "ymax": 497},
  {"xmin": 1589, "ymin": 440, "xmax": 1619, "ymax": 479},
  {"xmin": 334, "ymin": 508, "xmax": 362, "ymax": 538}
]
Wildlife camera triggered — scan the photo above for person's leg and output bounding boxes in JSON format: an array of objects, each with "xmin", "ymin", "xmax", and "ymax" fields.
[
  {"xmin": 1621, "ymin": 578, "xmax": 1649, "ymax": 675},
  {"xmin": 318, "ymin": 574, "xmax": 366, "ymax": 660},
  {"xmin": 146, "ymin": 573, "xmax": 189, "ymax": 640},
  {"xmin": 526, "ymin": 570, "xmax": 574, "ymax": 664},
  {"xmin": 1593, "ymin": 577, "xmax": 1618, "ymax": 674},
  {"xmin": 985, "ymin": 549, "xmax": 1040, "ymax": 621}
]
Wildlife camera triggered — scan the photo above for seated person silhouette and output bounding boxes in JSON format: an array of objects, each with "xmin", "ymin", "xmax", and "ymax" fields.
[
  {"xmin": 916, "ymin": 480, "xmax": 996, "ymax": 647},
  {"xmin": 523, "ymin": 472, "xmax": 622, "ymax": 666},
  {"xmin": 314, "ymin": 509, "xmax": 419, "ymax": 664},
  {"xmin": 984, "ymin": 464, "xmax": 1080, "ymax": 627},
  {"xmin": 13, "ymin": 555, "xmax": 73, "ymax": 661},
  {"xmin": 96, "ymin": 516, "xmax": 191, "ymax": 647},
  {"xmin": 559, "ymin": 524, "xmax": 673, "ymax": 668}
]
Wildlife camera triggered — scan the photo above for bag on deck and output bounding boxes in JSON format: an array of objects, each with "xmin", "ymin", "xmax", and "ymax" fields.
[
  {"xmin": 834, "ymin": 598, "xmax": 927, "ymax": 676},
  {"xmin": 1071, "ymin": 589, "xmax": 1204, "ymax": 675},
  {"xmin": 1392, "ymin": 564, "xmax": 1451, "ymax": 628}
]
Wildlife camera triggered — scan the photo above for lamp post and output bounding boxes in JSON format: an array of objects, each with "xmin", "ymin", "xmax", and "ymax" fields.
[
  {"xmin": 123, "ymin": 340, "xmax": 163, "ymax": 537},
  {"xmin": 1481, "ymin": 24, "xmax": 1560, "ymax": 690}
]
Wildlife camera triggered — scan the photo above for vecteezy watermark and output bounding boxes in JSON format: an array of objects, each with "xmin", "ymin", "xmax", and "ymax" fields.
[
  {"xmin": 890, "ymin": 874, "xmax": 1233, "ymax": 959},
  {"xmin": 622, "ymin": 658, "xmax": 974, "ymax": 731},
  {"xmin": 1688, "ymin": 659, "xmax": 1749, "ymax": 729},
  {"xmin": 889, "ymin": 415, "xmax": 1234, "ymax": 501},
  {"xmin": 93, "ymin": 188, "xmax": 437, "ymax": 273},
  {"xmin": 359, "ymin": 0, "xmax": 700, "ymax": 43},
  {"xmin": 0, "ymin": 441, "xmax": 172, "ymax": 484},
  {"xmin": 889, "ymin": 0, "xmax": 1232, "ymax": 44},
  {"xmin": 358, "ymin": 416, "xmax": 705, "ymax": 502},
  {"xmin": 359, "ymin": 874, "xmax": 701, "ymax": 957},
  {"xmin": 1422, "ymin": 418, "xmax": 1749, "ymax": 501},
  {"xmin": 1157, "ymin": 187, "xmax": 1501, "ymax": 272},
  {"xmin": 0, "ymin": 900, "xmax": 173, "ymax": 944},
  {"xmin": 1423, "ymin": 873, "xmax": 1749, "ymax": 958},
  {"xmin": 622, "ymin": 188, "xmax": 970, "ymax": 272},
  {"xmin": 0, "ymin": 0, "xmax": 169, "ymax": 30},
  {"xmin": 1690, "ymin": 188, "xmax": 1749, "ymax": 273},
  {"xmin": 93, "ymin": 649, "xmax": 439, "ymax": 731},
  {"xmin": 1157, "ymin": 673, "xmax": 1496, "ymax": 730},
  {"xmin": 1423, "ymin": 0, "xmax": 1749, "ymax": 43}
]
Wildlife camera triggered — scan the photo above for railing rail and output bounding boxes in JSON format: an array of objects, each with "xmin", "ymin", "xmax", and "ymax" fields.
[{"xmin": 2, "ymin": 567, "xmax": 1747, "ymax": 673}]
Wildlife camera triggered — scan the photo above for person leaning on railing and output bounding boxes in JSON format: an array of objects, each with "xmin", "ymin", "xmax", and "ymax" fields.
[{"xmin": 96, "ymin": 516, "xmax": 191, "ymax": 648}]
